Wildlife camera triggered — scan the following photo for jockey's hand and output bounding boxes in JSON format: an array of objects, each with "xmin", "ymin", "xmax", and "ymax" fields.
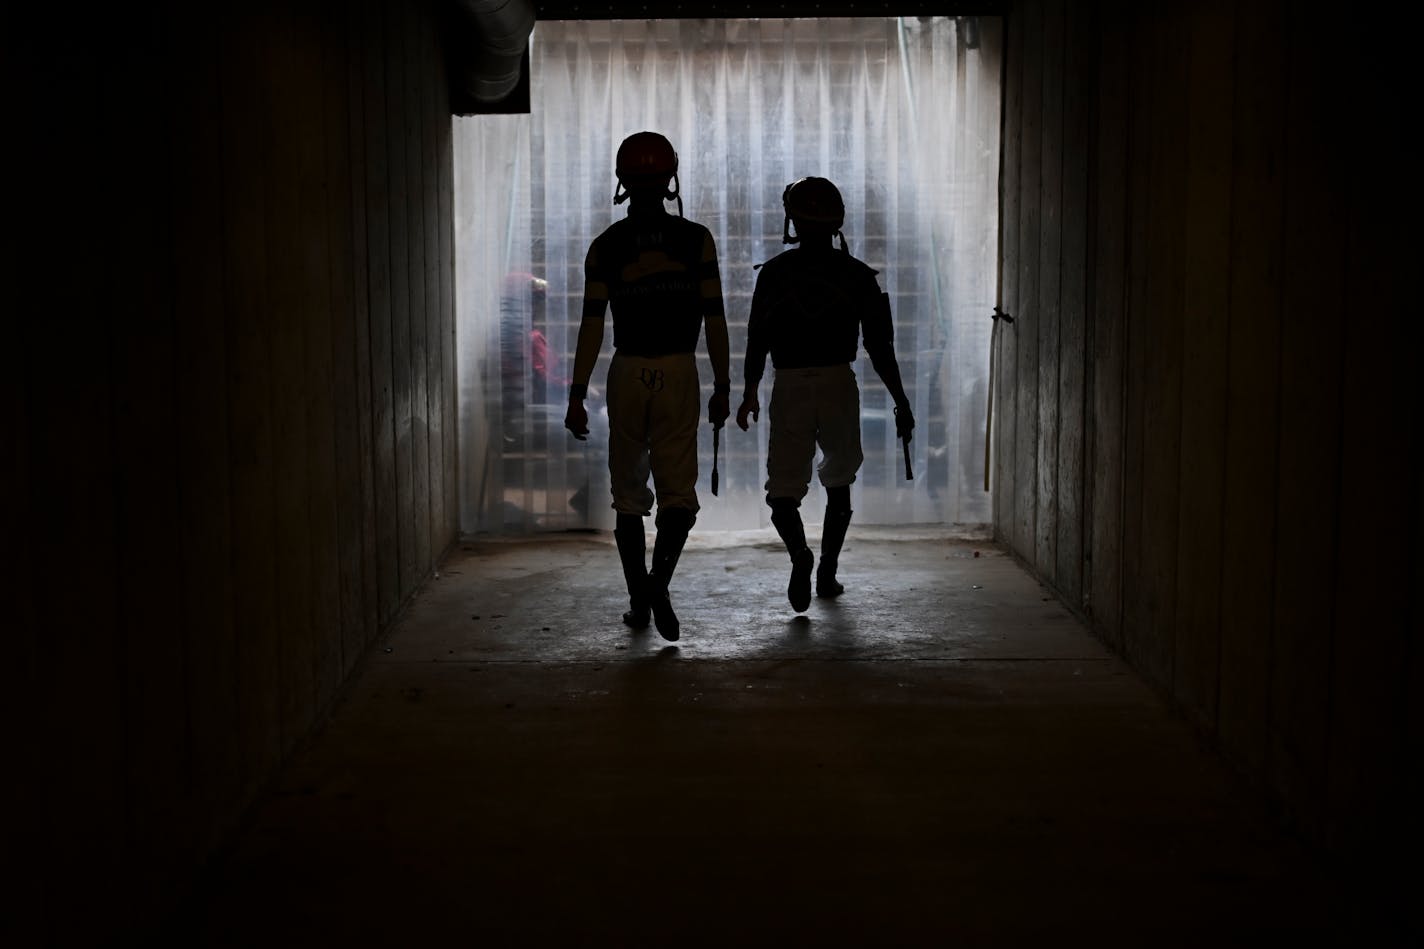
[
  {"xmin": 894, "ymin": 401, "xmax": 915, "ymax": 442},
  {"xmin": 736, "ymin": 394, "xmax": 760, "ymax": 431},
  {"xmin": 564, "ymin": 399, "xmax": 589, "ymax": 441}
]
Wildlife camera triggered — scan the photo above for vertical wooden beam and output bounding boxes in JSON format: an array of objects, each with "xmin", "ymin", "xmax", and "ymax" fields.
[
  {"xmin": 993, "ymin": 3, "xmax": 1023, "ymax": 541},
  {"xmin": 384, "ymin": 0, "xmax": 417, "ymax": 603},
  {"xmin": 324, "ymin": 0, "xmax": 371, "ymax": 678},
  {"xmin": 290, "ymin": 4, "xmax": 344, "ymax": 717},
  {"xmin": 1171, "ymin": 0, "xmax": 1234, "ymax": 732},
  {"xmin": 422, "ymin": 1, "xmax": 449, "ymax": 562},
  {"xmin": 363, "ymin": 0, "xmax": 400, "ymax": 624},
  {"xmin": 438, "ymin": 23, "xmax": 459, "ymax": 544},
  {"xmin": 1013, "ymin": 0, "xmax": 1043, "ymax": 562},
  {"xmin": 404, "ymin": 0, "xmax": 432, "ymax": 585},
  {"xmin": 1055, "ymin": 0, "xmax": 1092, "ymax": 608},
  {"xmin": 348, "ymin": 0, "xmax": 382, "ymax": 652},
  {"xmin": 1034, "ymin": 0, "xmax": 1064, "ymax": 581},
  {"xmin": 1087, "ymin": 1, "xmax": 1127, "ymax": 651},
  {"xmin": 1117, "ymin": 4, "xmax": 1152, "ymax": 673},
  {"xmin": 1134, "ymin": 3, "xmax": 1187, "ymax": 691},
  {"xmin": 1215, "ymin": 0, "xmax": 1284, "ymax": 779}
]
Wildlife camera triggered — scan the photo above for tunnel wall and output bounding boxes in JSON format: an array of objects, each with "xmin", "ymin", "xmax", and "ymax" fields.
[
  {"xmin": 992, "ymin": 0, "xmax": 1418, "ymax": 900},
  {"xmin": 4, "ymin": 0, "xmax": 458, "ymax": 940}
]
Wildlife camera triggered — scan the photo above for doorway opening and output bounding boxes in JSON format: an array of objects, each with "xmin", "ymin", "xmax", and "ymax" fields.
[{"xmin": 455, "ymin": 16, "xmax": 1001, "ymax": 534}]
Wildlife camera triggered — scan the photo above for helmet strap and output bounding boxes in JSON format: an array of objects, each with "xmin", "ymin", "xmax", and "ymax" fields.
[
  {"xmin": 784, "ymin": 218, "xmax": 844, "ymax": 249},
  {"xmin": 616, "ymin": 176, "xmax": 679, "ymax": 213}
]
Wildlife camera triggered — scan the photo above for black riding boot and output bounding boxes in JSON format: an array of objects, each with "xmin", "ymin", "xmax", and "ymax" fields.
[
  {"xmin": 769, "ymin": 497, "xmax": 814, "ymax": 613},
  {"xmin": 817, "ymin": 486, "xmax": 852, "ymax": 598},
  {"xmin": 648, "ymin": 507, "xmax": 695, "ymax": 641},
  {"xmin": 614, "ymin": 513, "xmax": 650, "ymax": 628}
]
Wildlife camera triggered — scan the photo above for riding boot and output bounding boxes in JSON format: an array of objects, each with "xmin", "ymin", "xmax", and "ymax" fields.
[
  {"xmin": 769, "ymin": 497, "xmax": 814, "ymax": 613},
  {"xmin": 648, "ymin": 507, "xmax": 695, "ymax": 641},
  {"xmin": 614, "ymin": 513, "xmax": 650, "ymax": 628},
  {"xmin": 817, "ymin": 486, "xmax": 852, "ymax": 598}
]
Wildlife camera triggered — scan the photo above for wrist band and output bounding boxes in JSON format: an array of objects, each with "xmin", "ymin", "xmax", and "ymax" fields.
[{"xmin": 569, "ymin": 383, "xmax": 588, "ymax": 400}]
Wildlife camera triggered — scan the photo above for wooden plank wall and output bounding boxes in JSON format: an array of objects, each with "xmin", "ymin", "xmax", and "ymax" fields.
[
  {"xmin": 994, "ymin": 0, "xmax": 1419, "ymax": 909},
  {"xmin": 991, "ymin": 0, "xmax": 1022, "ymax": 539},
  {"xmin": 7, "ymin": 0, "xmax": 459, "ymax": 941}
]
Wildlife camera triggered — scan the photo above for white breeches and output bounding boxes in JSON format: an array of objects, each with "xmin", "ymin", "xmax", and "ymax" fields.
[
  {"xmin": 765, "ymin": 363, "xmax": 863, "ymax": 503},
  {"xmin": 605, "ymin": 351, "xmax": 701, "ymax": 516}
]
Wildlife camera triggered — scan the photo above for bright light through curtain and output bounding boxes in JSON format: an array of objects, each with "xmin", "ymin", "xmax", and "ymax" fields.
[{"xmin": 456, "ymin": 16, "xmax": 1001, "ymax": 534}]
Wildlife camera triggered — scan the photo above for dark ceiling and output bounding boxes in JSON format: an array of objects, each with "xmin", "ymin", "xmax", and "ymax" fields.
[
  {"xmin": 451, "ymin": 1, "xmax": 1006, "ymax": 114},
  {"xmin": 535, "ymin": 2, "xmax": 1006, "ymax": 17}
]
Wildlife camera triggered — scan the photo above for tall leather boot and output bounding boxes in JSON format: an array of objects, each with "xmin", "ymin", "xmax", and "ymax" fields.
[
  {"xmin": 614, "ymin": 513, "xmax": 650, "ymax": 628},
  {"xmin": 648, "ymin": 507, "xmax": 695, "ymax": 641},
  {"xmin": 769, "ymin": 497, "xmax": 814, "ymax": 613},
  {"xmin": 817, "ymin": 486, "xmax": 852, "ymax": 598}
]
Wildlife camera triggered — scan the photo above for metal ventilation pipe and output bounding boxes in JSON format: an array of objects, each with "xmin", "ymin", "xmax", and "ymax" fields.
[{"xmin": 453, "ymin": 0, "xmax": 536, "ymax": 104}]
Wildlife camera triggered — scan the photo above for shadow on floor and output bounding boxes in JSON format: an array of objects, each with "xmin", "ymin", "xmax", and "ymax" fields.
[{"xmin": 171, "ymin": 533, "xmax": 1408, "ymax": 946}]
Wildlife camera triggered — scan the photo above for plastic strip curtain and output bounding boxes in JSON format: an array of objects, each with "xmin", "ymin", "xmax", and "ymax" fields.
[{"xmin": 456, "ymin": 17, "xmax": 1001, "ymax": 534}]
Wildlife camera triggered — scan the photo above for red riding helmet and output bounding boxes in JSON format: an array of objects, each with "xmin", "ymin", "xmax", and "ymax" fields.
[
  {"xmin": 613, "ymin": 131, "xmax": 683, "ymax": 215},
  {"xmin": 616, "ymin": 131, "xmax": 678, "ymax": 183},
  {"xmin": 782, "ymin": 176, "xmax": 847, "ymax": 249}
]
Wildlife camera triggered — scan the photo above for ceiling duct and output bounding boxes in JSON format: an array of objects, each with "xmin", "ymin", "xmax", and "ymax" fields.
[{"xmin": 450, "ymin": 0, "xmax": 536, "ymax": 113}]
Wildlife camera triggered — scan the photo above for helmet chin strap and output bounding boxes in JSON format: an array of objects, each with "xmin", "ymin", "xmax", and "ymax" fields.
[
  {"xmin": 613, "ymin": 175, "xmax": 683, "ymax": 216},
  {"xmin": 783, "ymin": 216, "xmax": 848, "ymax": 252}
]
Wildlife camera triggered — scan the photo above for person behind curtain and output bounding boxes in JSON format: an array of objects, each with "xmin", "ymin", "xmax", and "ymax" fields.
[
  {"xmin": 498, "ymin": 273, "xmax": 546, "ymax": 446},
  {"xmin": 499, "ymin": 272, "xmax": 598, "ymax": 521},
  {"xmin": 499, "ymin": 273, "xmax": 569, "ymax": 432},
  {"xmin": 736, "ymin": 176, "xmax": 915, "ymax": 612},
  {"xmin": 564, "ymin": 131, "xmax": 731, "ymax": 642}
]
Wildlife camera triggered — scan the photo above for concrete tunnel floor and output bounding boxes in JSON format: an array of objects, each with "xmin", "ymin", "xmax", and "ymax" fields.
[{"xmin": 179, "ymin": 529, "xmax": 1400, "ymax": 945}]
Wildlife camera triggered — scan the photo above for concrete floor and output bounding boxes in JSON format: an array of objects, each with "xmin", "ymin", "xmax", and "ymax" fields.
[{"xmin": 178, "ymin": 530, "xmax": 1398, "ymax": 946}]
